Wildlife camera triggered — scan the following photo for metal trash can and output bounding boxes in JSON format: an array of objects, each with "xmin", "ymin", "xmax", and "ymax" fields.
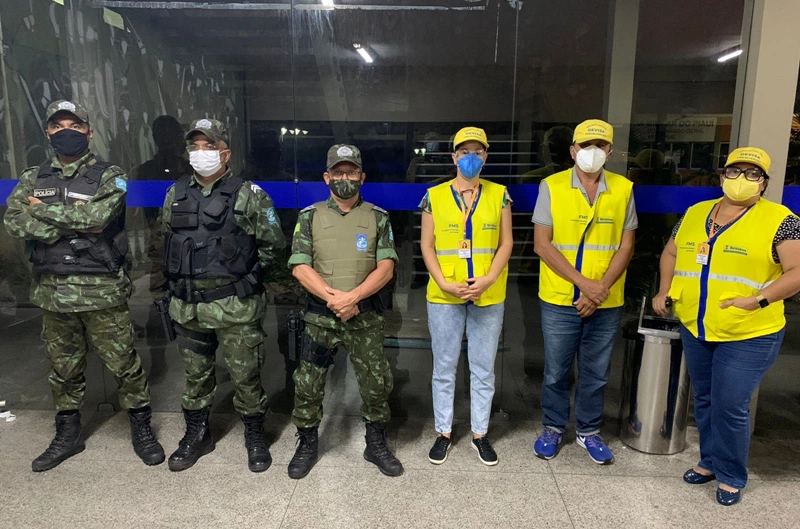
[{"xmin": 619, "ymin": 298, "xmax": 691, "ymax": 455}]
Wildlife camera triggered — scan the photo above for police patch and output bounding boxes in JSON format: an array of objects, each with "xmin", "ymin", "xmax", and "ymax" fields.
[
  {"xmin": 196, "ymin": 118, "xmax": 213, "ymax": 129},
  {"xmin": 115, "ymin": 177, "xmax": 127, "ymax": 191},
  {"xmin": 58, "ymin": 101, "xmax": 76, "ymax": 111},
  {"xmin": 337, "ymin": 146, "xmax": 354, "ymax": 157},
  {"xmin": 356, "ymin": 233, "xmax": 368, "ymax": 252},
  {"xmin": 33, "ymin": 188, "xmax": 57, "ymax": 198},
  {"xmin": 266, "ymin": 207, "xmax": 278, "ymax": 225}
]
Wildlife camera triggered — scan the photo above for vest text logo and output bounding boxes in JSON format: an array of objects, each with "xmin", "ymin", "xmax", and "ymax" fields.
[{"xmin": 723, "ymin": 245, "xmax": 748, "ymax": 256}]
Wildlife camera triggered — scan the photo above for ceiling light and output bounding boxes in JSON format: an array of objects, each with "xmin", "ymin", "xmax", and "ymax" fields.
[
  {"xmin": 353, "ymin": 43, "xmax": 374, "ymax": 64},
  {"xmin": 321, "ymin": 0, "xmax": 335, "ymax": 6},
  {"xmin": 717, "ymin": 49, "xmax": 743, "ymax": 63},
  {"xmin": 281, "ymin": 127, "xmax": 287, "ymax": 135}
]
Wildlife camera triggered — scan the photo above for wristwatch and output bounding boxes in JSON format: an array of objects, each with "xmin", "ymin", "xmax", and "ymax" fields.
[{"xmin": 756, "ymin": 294, "xmax": 769, "ymax": 308}]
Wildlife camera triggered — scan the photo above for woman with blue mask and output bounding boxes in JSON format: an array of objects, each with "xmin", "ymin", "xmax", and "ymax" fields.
[{"xmin": 418, "ymin": 127, "xmax": 514, "ymax": 466}]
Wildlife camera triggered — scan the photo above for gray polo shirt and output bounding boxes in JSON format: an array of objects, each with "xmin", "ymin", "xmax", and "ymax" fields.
[{"xmin": 531, "ymin": 168, "xmax": 638, "ymax": 231}]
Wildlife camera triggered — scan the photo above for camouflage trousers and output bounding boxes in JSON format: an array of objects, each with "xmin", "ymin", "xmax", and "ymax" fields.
[
  {"xmin": 42, "ymin": 305, "xmax": 150, "ymax": 412},
  {"xmin": 177, "ymin": 318, "xmax": 267, "ymax": 416},
  {"xmin": 291, "ymin": 320, "xmax": 393, "ymax": 428}
]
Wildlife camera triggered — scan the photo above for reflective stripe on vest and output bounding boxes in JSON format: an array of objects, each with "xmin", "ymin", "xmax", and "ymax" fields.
[
  {"xmin": 311, "ymin": 200, "xmax": 378, "ymax": 292},
  {"xmin": 426, "ymin": 179, "xmax": 508, "ymax": 306},
  {"xmin": 671, "ymin": 198, "xmax": 789, "ymax": 342},
  {"xmin": 538, "ymin": 169, "xmax": 632, "ymax": 308}
]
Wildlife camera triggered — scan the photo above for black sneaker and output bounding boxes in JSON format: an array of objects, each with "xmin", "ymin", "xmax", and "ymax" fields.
[
  {"xmin": 471, "ymin": 436, "xmax": 498, "ymax": 466},
  {"xmin": 428, "ymin": 435, "xmax": 452, "ymax": 465}
]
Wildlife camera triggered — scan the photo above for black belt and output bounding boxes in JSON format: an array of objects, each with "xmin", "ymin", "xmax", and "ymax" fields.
[
  {"xmin": 169, "ymin": 274, "xmax": 262, "ymax": 304},
  {"xmin": 305, "ymin": 297, "xmax": 375, "ymax": 317}
]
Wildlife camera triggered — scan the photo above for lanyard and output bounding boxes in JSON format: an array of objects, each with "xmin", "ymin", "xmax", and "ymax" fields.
[
  {"xmin": 453, "ymin": 180, "xmax": 479, "ymax": 238},
  {"xmin": 707, "ymin": 202, "xmax": 748, "ymax": 242}
]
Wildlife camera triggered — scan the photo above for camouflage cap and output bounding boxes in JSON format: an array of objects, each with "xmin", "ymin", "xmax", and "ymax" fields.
[
  {"xmin": 326, "ymin": 144, "xmax": 362, "ymax": 170},
  {"xmin": 185, "ymin": 118, "xmax": 229, "ymax": 144},
  {"xmin": 46, "ymin": 100, "xmax": 90, "ymax": 124}
]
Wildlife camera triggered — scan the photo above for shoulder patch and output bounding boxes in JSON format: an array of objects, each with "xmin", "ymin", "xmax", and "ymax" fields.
[
  {"xmin": 300, "ymin": 204, "xmax": 316, "ymax": 214},
  {"xmin": 114, "ymin": 177, "xmax": 127, "ymax": 192},
  {"xmin": 250, "ymin": 183, "xmax": 264, "ymax": 194},
  {"xmin": 372, "ymin": 205, "xmax": 389, "ymax": 215}
]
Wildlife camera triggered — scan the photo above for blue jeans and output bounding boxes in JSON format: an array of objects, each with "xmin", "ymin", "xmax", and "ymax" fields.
[
  {"xmin": 540, "ymin": 301, "xmax": 623, "ymax": 436},
  {"xmin": 428, "ymin": 302, "xmax": 505, "ymax": 436},
  {"xmin": 680, "ymin": 325, "xmax": 784, "ymax": 489}
]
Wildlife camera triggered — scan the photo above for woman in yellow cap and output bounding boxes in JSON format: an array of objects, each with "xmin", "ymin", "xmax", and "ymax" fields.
[
  {"xmin": 653, "ymin": 147, "xmax": 800, "ymax": 506},
  {"xmin": 419, "ymin": 127, "xmax": 513, "ymax": 466}
]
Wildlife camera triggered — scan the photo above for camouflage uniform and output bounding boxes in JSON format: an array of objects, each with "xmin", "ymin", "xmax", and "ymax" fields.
[
  {"xmin": 289, "ymin": 196, "xmax": 398, "ymax": 428},
  {"xmin": 161, "ymin": 168, "xmax": 286, "ymax": 416},
  {"xmin": 4, "ymin": 152, "xmax": 150, "ymax": 411}
]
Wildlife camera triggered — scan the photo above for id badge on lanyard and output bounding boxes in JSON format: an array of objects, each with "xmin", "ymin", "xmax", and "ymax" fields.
[
  {"xmin": 696, "ymin": 243, "xmax": 710, "ymax": 265},
  {"xmin": 455, "ymin": 181, "xmax": 479, "ymax": 259},
  {"xmin": 458, "ymin": 239, "xmax": 472, "ymax": 259}
]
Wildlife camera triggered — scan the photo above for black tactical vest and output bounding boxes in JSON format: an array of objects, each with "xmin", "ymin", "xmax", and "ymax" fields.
[
  {"xmin": 165, "ymin": 174, "xmax": 258, "ymax": 282},
  {"xmin": 30, "ymin": 156, "xmax": 128, "ymax": 275}
]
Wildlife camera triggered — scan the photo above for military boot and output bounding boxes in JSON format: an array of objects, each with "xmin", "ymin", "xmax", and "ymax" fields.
[
  {"xmin": 32, "ymin": 411, "xmax": 85, "ymax": 472},
  {"xmin": 363, "ymin": 422, "xmax": 403, "ymax": 477},
  {"xmin": 168, "ymin": 407, "xmax": 214, "ymax": 472},
  {"xmin": 128, "ymin": 406, "xmax": 165, "ymax": 466},
  {"xmin": 241, "ymin": 412, "xmax": 272, "ymax": 473},
  {"xmin": 288, "ymin": 426, "xmax": 319, "ymax": 479}
]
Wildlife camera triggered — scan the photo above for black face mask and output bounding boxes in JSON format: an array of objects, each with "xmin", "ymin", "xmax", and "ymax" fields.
[{"xmin": 49, "ymin": 129, "xmax": 90, "ymax": 157}]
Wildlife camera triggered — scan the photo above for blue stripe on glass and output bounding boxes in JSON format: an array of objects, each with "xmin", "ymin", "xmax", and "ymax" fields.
[{"xmin": 6, "ymin": 180, "xmax": 799, "ymax": 214}]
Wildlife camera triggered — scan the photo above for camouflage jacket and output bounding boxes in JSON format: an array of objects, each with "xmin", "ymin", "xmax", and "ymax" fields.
[
  {"xmin": 161, "ymin": 168, "xmax": 286, "ymax": 327},
  {"xmin": 289, "ymin": 195, "xmax": 397, "ymax": 330},
  {"xmin": 3, "ymin": 152, "xmax": 131, "ymax": 313}
]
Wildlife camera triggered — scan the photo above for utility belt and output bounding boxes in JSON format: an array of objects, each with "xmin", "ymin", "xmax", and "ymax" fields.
[{"xmin": 168, "ymin": 266, "xmax": 263, "ymax": 304}]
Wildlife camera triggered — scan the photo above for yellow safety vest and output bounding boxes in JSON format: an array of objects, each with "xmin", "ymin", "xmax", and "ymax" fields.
[
  {"xmin": 426, "ymin": 179, "xmax": 508, "ymax": 306},
  {"xmin": 538, "ymin": 169, "xmax": 632, "ymax": 308},
  {"xmin": 671, "ymin": 198, "xmax": 789, "ymax": 342}
]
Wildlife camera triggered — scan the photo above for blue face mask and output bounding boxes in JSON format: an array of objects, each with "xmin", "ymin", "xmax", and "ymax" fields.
[{"xmin": 457, "ymin": 153, "xmax": 484, "ymax": 179}]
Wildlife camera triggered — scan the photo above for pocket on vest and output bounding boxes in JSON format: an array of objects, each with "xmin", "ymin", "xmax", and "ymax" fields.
[
  {"xmin": 165, "ymin": 233, "xmax": 193, "ymax": 276},
  {"xmin": 718, "ymin": 292, "xmax": 757, "ymax": 324},
  {"xmin": 171, "ymin": 201, "xmax": 199, "ymax": 229},
  {"xmin": 587, "ymin": 259, "xmax": 611, "ymax": 281},
  {"xmin": 440, "ymin": 263, "xmax": 455, "ymax": 280}
]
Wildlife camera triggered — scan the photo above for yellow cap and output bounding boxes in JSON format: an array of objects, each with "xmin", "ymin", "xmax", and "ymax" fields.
[
  {"xmin": 453, "ymin": 127, "xmax": 489, "ymax": 150},
  {"xmin": 725, "ymin": 147, "xmax": 771, "ymax": 175},
  {"xmin": 573, "ymin": 119, "xmax": 614, "ymax": 144}
]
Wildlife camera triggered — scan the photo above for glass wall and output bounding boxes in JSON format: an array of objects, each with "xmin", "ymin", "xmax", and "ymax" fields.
[{"xmin": 2, "ymin": 0, "xmax": 796, "ymax": 432}]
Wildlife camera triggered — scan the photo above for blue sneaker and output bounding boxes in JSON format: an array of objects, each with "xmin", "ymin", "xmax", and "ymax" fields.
[
  {"xmin": 577, "ymin": 434, "xmax": 614, "ymax": 465},
  {"xmin": 533, "ymin": 428, "xmax": 563, "ymax": 460}
]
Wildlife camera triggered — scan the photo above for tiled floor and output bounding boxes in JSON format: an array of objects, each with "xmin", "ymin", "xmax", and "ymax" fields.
[{"xmin": 2, "ymin": 411, "xmax": 799, "ymax": 529}]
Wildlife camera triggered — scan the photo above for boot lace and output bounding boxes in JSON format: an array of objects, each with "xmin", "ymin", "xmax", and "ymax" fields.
[
  {"xmin": 293, "ymin": 430, "xmax": 317, "ymax": 460},
  {"xmin": 366, "ymin": 425, "xmax": 394, "ymax": 461},
  {"xmin": 131, "ymin": 413, "xmax": 159, "ymax": 450},
  {"xmin": 244, "ymin": 420, "xmax": 267, "ymax": 450}
]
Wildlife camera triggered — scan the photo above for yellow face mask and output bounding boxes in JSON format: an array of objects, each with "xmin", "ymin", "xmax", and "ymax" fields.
[{"xmin": 722, "ymin": 177, "xmax": 760, "ymax": 202}]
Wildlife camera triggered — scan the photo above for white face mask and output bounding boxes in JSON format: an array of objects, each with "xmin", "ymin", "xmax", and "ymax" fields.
[
  {"xmin": 575, "ymin": 145, "xmax": 607, "ymax": 174},
  {"xmin": 189, "ymin": 150, "xmax": 223, "ymax": 177}
]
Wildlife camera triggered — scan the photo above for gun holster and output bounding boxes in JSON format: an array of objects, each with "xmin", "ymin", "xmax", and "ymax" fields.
[
  {"xmin": 286, "ymin": 310, "xmax": 305, "ymax": 362},
  {"xmin": 154, "ymin": 292, "xmax": 176, "ymax": 342}
]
